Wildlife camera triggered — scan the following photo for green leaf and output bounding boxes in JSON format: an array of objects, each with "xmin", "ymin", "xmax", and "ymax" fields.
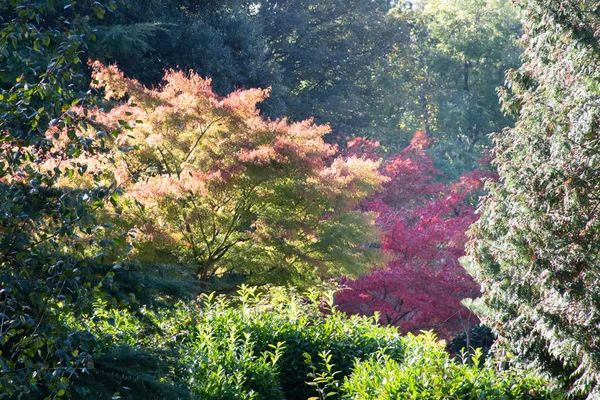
[{"xmin": 93, "ymin": 6, "xmax": 106, "ymax": 19}]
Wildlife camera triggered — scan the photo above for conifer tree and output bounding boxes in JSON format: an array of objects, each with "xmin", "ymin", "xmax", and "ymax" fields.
[{"xmin": 467, "ymin": 1, "xmax": 600, "ymax": 397}]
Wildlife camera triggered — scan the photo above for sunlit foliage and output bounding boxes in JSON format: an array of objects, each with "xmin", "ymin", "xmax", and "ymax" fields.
[
  {"xmin": 467, "ymin": 1, "xmax": 600, "ymax": 397},
  {"xmin": 68, "ymin": 63, "xmax": 387, "ymax": 284}
]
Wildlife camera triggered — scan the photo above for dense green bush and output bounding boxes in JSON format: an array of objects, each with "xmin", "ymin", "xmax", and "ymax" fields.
[
  {"xmin": 341, "ymin": 333, "xmax": 549, "ymax": 399},
  {"xmin": 173, "ymin": 286, "xmax": 405, "ymax": 400},
  {"xmin": 71, "ymin": 285, "xmax": 556, "ymax": 399},
  {"xmin": 0, "ymin": 1, "xmax": 120, "ymax": 397}
]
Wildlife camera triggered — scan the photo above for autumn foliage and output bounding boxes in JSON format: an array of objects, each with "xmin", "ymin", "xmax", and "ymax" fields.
[
  {"xmin": 337, "ymin": 131, "xmax": 495, "ymax": 338},
  {"xmin": 65, "ymin": 62, "xmax": 386, "ymax": 284}
]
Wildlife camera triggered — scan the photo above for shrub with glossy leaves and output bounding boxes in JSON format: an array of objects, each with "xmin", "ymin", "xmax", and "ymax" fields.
[
  {"xmin": 340, "ymin": 332, "xmax": 552, "ymax": 400},
  {"xmin": 79, "ymin": 286, "xmax": 555, "ymax": 399},
  {"xmin": 163, "ymin": 286, "xmax": 405, "ymax": 400},
  {"xmin": 0, "ymin": 1, "xmax": 118, "ymax": 398}
]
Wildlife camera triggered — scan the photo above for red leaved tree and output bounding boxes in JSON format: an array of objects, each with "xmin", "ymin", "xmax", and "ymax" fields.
[{"xmin": 337, "ymin": 131, "xmax": 495, "ymax": 339}]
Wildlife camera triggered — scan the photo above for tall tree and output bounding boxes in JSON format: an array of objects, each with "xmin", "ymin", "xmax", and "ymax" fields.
[
  {"xmin": 467, "ymin": 1, "xmax": 600, "ymax": 397},
  {"xmin": 90, "ymin": 0, "xmax": 281, "ymax": 102},
  {"xmin": 253, "ymin": 0, "xmax": 410, "ymax": 135}
]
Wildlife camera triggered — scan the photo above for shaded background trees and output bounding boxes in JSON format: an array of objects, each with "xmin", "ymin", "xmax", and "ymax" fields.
[
  {"xmin": 374, "ymin": 0, "xmax": 521, "ymax": 178},
  {"xmin": 89, "ymin": 0, "xmax": 279, "ymax": 99}
]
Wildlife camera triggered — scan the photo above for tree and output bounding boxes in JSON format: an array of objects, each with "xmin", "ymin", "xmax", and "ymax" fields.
[
  {"xmin": 377, "ymin": 0, "xmax": 521, "ymax": 177},
  {"xmin": 86, "ymin": 0, "xmax": 520, "ymax": 177},
  {"xmin": 253, "ymin": 0, "xmax": 410, "ymax": 136},
  {"xmin": 466, "ymin": 1, "xmax": 600, "ymax": 397},
  {"xmin": 337, "ymin": 131, "xmax": 492, "ymax": 339},
  {"xmin": 90, "ymin": 0, "xmax": 281, "ymax": 104},
  {"xmin": 0, "ymin": 0, "xmax": 118, "ymax": 397},
  {"xmin": 73, "ymin": 62, "xmax": 386, "ymax": 285}
]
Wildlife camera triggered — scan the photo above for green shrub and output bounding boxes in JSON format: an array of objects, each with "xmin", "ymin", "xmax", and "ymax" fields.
[
  {"xmin": 163, "ymin": 286, "xmax": 553, "ymax": 400},
  {"xmin": 166, "ymin": 286, "xmax": 405, "ymax": 400},
  {"xmin": 73, "ymin": 285, "xmax": 556, "ymax": 399},
  {"xmin": 341, "ymin": 332, "xmax": 554, "ymax": 399}
]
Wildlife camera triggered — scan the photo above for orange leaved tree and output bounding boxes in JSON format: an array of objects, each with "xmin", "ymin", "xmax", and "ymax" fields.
[{"xmin": 78, "ymin": 62, "xmax": 386, "ymax": 284}]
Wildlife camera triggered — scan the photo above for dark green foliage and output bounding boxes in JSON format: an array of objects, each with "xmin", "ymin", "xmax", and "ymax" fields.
[
  {"xmin": 253, "ymin": 0, "xmax": 409, "ymax": 135},
  {"xmin": 447, "ymin": 324, "xmax": 495, "ymax": 362},
  {"xmin": 72, "ymin": 346, "xmax": 190, "ymax": 399},
  {"xmin": 0, "ymin": 1, "xmax": 121, "ymax": 397},
  {"xmin": 0, "ymin": 0, "xmax": 106, "ymax": 139},
  {"xmin": 91, "ymin": 0, "xmax": 281, "ymax": 102},
  {"xmin": 0, "ymin": 258, "xmax": 100, "ymax": 399},
  {"xmin": 92, "ymin": 0, "xmax": 412, "ymax": 133},
  {"xmin": 107, "ymin": 263, "xmax": 201, "ymax": 308},
  {"xmin": 467, "ymin": 1, "xmax": 600, "ymax": 397}
]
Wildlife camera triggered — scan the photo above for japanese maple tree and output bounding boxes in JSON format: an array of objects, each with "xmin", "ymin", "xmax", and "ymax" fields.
[
  {"xmin": 337, "ymin": 131, "xmax": 494, "ymax": 339},
  {"xmin": 68, "ymin": 62, "xmax": 386, "ymax": 284}
]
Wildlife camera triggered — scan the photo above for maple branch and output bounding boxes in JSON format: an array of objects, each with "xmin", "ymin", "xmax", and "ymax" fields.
[{"xmin": 183, "ymin": 117, "xmax": 224, "ymax": 164}]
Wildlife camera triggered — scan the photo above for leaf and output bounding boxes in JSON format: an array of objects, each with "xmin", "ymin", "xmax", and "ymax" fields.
[{"xmin": 93, "ymin": 6, "xmax": 106, "ymax": 19}]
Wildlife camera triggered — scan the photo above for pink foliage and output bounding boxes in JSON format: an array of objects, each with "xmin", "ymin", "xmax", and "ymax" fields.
[
  {"xmin": 337, "ymin": 131, "xmax": 496, "ymax": 339},
  {"xmin": 81, "ymin": 62, "xmax": 388, "ymax": 281}
]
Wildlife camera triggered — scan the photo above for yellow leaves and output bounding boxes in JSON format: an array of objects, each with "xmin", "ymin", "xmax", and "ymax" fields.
[
  {"xmin": 237, "ymin": 145, "xmax": 284, "ymax": 165},
  {"xmin": 161, "ymin": 69, "xmax": 215, "ymax": 100},
  {"xmin": 306, "ymin": 156, "xmax": 386, "ymax": 213},
  {"xmin": 90, "ymin": 61, "xmax": 156, "ymax": 106},
  {"xmin": 220, "ymin": 87, "xmax": 271, "ymax": 117}
]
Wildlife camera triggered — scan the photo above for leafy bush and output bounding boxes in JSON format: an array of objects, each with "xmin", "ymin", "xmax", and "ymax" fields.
[
  {"xmin": 341, "ymin": 333, "xmax": 551, "ymax": 399},
  {"xmin": 0, "ymin": 1, "xmax": 120, "ymax": 397},
  {"xmin": 165, "ymin": 286, "xmax": 405, "ymax": 400},
  {"xmin": 75, "ymin": 286, "xmax": 556, "ymax": 399}
]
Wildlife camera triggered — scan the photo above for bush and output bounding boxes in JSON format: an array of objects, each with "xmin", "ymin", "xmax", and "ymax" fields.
[
  {"xmin": 341, "ymin": 332, "xmax": 551, "ymax": 399},
  {"xmin": 72, "ymin": 286, "xmax": 556, "ymax": 399},
  {"xmin": 166, "ymin": 286, "xmax": 405, "ymax": 400},
  {"xmin": 75, "ymin": 286, "xmax": 549, "ymax": 400}
]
